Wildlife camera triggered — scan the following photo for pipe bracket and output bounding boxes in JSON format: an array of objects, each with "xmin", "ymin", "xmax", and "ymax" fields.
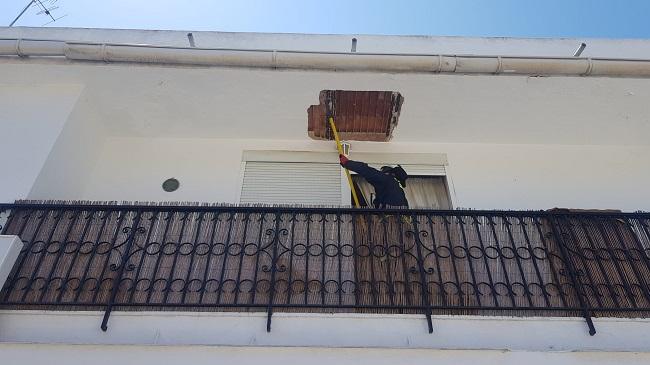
[
  {"xmin": 101, "ymin": 44, "xmax": 109, "ymax": 62},
  {"xmin": 583, "ymin": 58, "xmax": 594, "ymax": 76},
  {"xmin": 495, "ymin": 56, "xmax": 503, "ymax": 74},
  {"xmin": 15, "ymin": 39, "xmax": 24, "ymax": 57}
]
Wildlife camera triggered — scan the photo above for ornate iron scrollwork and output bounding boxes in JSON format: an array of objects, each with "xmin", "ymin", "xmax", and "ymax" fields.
[{"xmin": 1, "ymin": 203, "xmax": 649, "ymax": 337}]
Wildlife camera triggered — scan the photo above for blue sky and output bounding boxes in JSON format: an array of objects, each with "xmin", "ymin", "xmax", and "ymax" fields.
[{"xmin": 3, "ymin": 0, "xmax": 650, "ymax": 38}]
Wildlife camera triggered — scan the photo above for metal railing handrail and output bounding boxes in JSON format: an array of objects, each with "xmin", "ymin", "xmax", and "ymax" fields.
[{"xmin": 0, "ymin": 202, "xmax": 647, "ymax": 217}]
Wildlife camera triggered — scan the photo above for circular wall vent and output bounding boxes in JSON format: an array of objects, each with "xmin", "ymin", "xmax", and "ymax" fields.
[{"xmin": 162, "ymin": 178, "xmax": 180, "ymax": 192}]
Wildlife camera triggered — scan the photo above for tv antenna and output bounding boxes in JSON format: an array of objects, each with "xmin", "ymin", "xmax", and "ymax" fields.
[{"xmin": 9, "ymin": 0, "xmax": 67, "ymax": 27}]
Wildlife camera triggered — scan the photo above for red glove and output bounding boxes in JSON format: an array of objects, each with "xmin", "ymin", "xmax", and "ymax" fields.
[{"xmin": 339, "ymin": 154, "xmax": 349, "ymax": 166}]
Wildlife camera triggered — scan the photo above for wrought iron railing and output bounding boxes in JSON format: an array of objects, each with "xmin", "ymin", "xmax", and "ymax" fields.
[{"xmin": 1, "ymin": 203, "xmax": 649, "ymax": 335}]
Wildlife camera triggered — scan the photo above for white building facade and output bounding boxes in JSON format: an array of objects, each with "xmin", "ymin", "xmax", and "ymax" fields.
[{"xmin": 1, "ymin": 27, "xmax": 650, "ymax": 364}]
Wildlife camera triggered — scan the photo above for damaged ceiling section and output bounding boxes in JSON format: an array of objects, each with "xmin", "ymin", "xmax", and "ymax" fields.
[{"xmin": 307, "ymin": 90, "xmax": 404, "ymax": 142}]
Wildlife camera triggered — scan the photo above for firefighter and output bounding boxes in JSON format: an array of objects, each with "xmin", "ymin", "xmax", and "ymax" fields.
[{"xmin": 339, "ymin": 154, "xmax": 409, "ymax": 208}]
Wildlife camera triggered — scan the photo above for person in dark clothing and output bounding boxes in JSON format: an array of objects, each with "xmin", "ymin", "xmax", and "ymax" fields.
[{"xmin": 339, "ymin": 154, "xmax": 409, "ymax": 208}]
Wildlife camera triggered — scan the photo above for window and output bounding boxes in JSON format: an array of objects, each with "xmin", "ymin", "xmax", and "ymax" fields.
[
  {"xmin": 352, "ymin": 175, "xmax": 451, "ymax": 209},
  {"xmin": 240, "ymin": 161, "xmax": 342, "ymax": 205},
  {"xmin": 239, "ymin": 151, "xmax": 452, "ymax": 208},
  {"xmin": 351, "ymin": 164, "xmax": 451, "ymax": 209}
]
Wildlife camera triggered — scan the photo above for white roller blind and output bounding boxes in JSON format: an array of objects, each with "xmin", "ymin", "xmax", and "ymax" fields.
[
  {"xmin": 240, "ymin": 162, "xmax": 342, "ymax": 205},
  {"xmin": 360, "ymin": 164, "xmax": 446, "ymax": 176},
  {"xmin": 399, "ymin": 164, "xmax": 446, "ymax": 176}
]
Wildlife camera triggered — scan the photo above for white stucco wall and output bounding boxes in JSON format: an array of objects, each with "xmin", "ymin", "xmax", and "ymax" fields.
[
  {"xmin": 1, "ymin": 29, "xmax": 649, "ymax": 210},
  {"xmin": 3, "ymin": 311, "xmax": 650, "ymax": 351},
  {"xmin": 1, "ymin": 311, "xmax": 649, "ymax": 365},
  {"xmin": 1, "ymin": 60, "xmax": 649, "ymax": 147},
  {"xmin": 28, "ymin": 95, "xmax": 108, "ymax": 200},
  {"xmin": 75, "ymin": 137, "xmax": 650, "ymax": 211},
  {"xmin": 2, "ymin": 344, "xmax": 648, "ymax": 365},
  {"xmin": 0, "ymin": 84, "xmax": 83, "ymax": 202}
]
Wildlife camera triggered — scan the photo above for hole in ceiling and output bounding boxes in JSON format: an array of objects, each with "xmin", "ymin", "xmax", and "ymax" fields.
[{"xmin": 307, "ymin": 90, "xmax": 404, "ymax": 142}]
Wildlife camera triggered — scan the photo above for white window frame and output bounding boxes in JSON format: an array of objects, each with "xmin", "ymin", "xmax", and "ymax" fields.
[
  {"xmin": 238, "ymin": 150, "xmax": 457, "ymax": 208},
  {"xmin": 345, "ymin": 152, "xmax": 457, "ymax": 209}
]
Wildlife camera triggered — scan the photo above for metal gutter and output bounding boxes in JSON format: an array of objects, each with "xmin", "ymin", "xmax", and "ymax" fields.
[{"xmin": 2, "ymin": 38, "xmax": 650, "ymax": 77}]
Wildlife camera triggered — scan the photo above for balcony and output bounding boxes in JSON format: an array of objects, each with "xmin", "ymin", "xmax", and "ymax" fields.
[{"xmin": 1, "ymin": 202, "xmax": 649, "ymax": 335}]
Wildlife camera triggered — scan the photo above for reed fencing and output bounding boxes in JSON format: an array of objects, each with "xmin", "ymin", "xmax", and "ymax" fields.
[{"xmin": 1, "ymin": 202, "xmax": 649, "ymax": 334}]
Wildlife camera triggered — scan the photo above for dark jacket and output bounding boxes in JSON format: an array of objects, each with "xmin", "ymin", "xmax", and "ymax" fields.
[{"xmin": 343, "ymin": 160, "xmax": 408, "ymax": 208}]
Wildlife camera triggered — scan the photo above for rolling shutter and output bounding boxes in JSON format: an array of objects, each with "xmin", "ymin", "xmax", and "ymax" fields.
[
  {"xmin": 361, "ymin": 164, "xmax": 446, "ymax": 176},
  {"xmin": 399, "ymin": 164, "xmax": 446, "ymax": 176},
  {"xmin": 240, "ymin": 162, "xmax": 342, "ymax": 205}
]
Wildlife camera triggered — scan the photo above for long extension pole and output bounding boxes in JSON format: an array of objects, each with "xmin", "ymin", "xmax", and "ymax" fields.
[{"xmin": 328, "ymin": 115, "xmax": 361, "ymax": 207}]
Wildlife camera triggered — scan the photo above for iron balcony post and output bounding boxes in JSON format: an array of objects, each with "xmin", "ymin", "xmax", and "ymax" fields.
[
  {"xmin": 547, "ymin": 213, "xmax": 597, "ymax": 336},
  {"xmin": 266, "ymin": 211, "xmax": 281, "ymax": 332},
  {"xmin": 101, "ymin": 210, "xmax": 144, "ymax": 331},
  {"xmin": 410, "ymin": 213, "xmax": 434, "ymax": 334}
]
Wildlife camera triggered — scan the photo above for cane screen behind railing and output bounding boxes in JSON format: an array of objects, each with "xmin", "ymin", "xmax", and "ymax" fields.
[{"xmin": 1, "ymin": 203, "xmax": 649, "ymax": 335}]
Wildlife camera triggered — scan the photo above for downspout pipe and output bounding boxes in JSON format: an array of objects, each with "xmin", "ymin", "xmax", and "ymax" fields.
[{"xmin": 2, "ymin": 38, "xmax": 650, "ymax": 77}]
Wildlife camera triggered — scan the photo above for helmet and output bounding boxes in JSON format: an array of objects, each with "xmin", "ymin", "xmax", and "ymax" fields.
[{"xmin": 380, "ymin": 165, "xmax": 408, "ymax": 187}]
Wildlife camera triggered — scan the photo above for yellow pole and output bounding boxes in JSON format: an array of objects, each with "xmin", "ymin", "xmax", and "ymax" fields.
[{"xmin": 328, "ymin": 116, "xmax": 361, "ymax": 208}]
